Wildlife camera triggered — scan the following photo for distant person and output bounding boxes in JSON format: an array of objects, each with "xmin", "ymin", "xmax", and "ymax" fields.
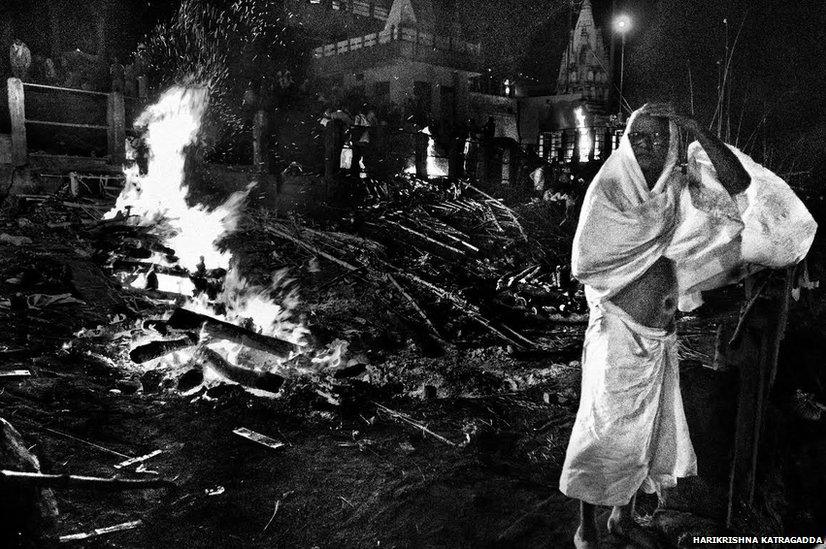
[
  {"xmin": 64, "ymin": 68, "xmax": 83, "ymax": 89},
  {"xmin": 350, "ymin": 105, "xmax": 372, "ymax": 178},
  {"xmin": 43, "ymin": 57, "xmax": 58, "ymax": 84},
  {"xmin": 9, "ymin": 39, "xmax": 31, "ymax": 81},
  {"xmin": 109, "ymin": 57, "xmax": 125, "ymax": 92},
  {"xmin": 482, "ymin": 116, "xmax": 496, "ymax": 141},
  {"xmin": 464, "ymin": 118, "xmax": 480, "ymax": 181},
  {"xmin": 323, "ymin": 107, "xmax": 351, "ymax": 182}
]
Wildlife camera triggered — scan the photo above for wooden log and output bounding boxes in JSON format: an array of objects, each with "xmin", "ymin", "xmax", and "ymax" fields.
[
  {"xmin": 129, "ymin": 336, "xmax": 198, "ymax": 364},
  {"xmin": 7, "ymin": 78, "xmax": 27, "ymax": 166},
  {"xmin": 0, "ymin": 470, "xmax": 174, "ymax": 491},
  {"xmin": 167, "ymin": 308, "xmax": 295, "ymax": 358},
  {"xmin": 726, "ymin": 269, "xmax": 792, "ymax": 527},
  {"xmin": 196, "ymin": 347, "xmax": 285, "ymax": 394},
  {"xmin": 379, "ymin": 219, "xmax": 466, "ymax": 256}
]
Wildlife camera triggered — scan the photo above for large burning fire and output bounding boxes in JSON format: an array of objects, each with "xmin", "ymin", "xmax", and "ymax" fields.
[
  {"xmin": 105, "ymin": 86, "xmax": 345, "ymax": 392},
  {"xmin": 105, "ymin": 87, "xmax": 248, "ymax": 272}
]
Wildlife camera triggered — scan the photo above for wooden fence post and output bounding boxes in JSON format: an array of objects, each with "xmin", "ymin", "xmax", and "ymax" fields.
[
  {"xmin": 726, "ymin": 268, "xmax": 793, "ymax": 527},
  {"xmin": 7, "ymin": 78, "xmax": 27, "ymax": 166},
  {"xmin": 107, "ymin": 91, "xmax": 126, "ymax": 164}
]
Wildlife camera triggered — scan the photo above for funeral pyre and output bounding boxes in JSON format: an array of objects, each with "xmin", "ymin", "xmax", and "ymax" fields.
[
  {"xmin": 12, "ymin": 85, "xmax": 592, "ymax": 401},
  {"xmin": 73, "ymin": 86, "xmax": 349, "ymax": 396}
]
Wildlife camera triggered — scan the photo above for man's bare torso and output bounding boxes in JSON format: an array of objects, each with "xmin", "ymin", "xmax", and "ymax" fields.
[{"xmin": 610, "ymin": 256, "xmax": 678, "ymax": 330}]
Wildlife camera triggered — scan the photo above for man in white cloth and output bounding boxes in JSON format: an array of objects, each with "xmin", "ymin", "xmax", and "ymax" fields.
[{"xmin": 560, "ymin": 103, "xmax": 816, "ymax": 548}]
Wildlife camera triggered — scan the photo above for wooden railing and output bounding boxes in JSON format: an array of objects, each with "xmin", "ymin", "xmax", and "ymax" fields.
[
  {"xmin": 312, "ymin": 26, "xmax": 481, "ymax": 59},
  {"xmin": 6, "ymin": 78, "xmax": 128, "ymax": 167},
  {"xmin": 329, "ymin": 0, "xmax": 389, "ymax": 21}
]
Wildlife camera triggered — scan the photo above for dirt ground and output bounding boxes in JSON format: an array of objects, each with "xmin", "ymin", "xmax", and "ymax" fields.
[{"xmin": 1, "ymin": 193, "xmax": 825, "ymax": 548}]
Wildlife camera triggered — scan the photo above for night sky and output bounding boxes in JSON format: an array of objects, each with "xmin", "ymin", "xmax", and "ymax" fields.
[{"xmin": 467, "ymin": 0, "xmax": 825, "ymax": 138}]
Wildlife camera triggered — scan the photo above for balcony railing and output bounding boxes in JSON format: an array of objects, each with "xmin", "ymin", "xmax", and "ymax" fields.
[
  {"xmin": 330, "ymin": 0, "xmax": 390, "ymax": 20},
  {"xmin": 312, "ymin": 26, "xmax": 482, "ymax": 60}
]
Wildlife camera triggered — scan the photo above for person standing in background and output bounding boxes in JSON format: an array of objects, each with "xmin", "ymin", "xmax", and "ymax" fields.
[{"xmin": 9, "ymin": 38, "xmax": 31, "ymax": 81}]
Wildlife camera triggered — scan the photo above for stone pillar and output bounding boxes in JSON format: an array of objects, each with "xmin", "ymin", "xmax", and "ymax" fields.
[
  {"xmin": 253, "ymin": 109, "xmax": 268, "ymax": 174},
  {"xmin": 107, "ymin": 91, "xmax": 126, "ymax": 164},
  {"xmin": 7, "ymin": 78, "xmax": 26, "ymax": 166}
]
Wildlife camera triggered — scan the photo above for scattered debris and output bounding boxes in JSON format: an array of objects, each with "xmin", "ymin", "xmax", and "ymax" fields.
[
  {"xmin": 0, "ymin": 233, "xmax": 32, "ymax": 246},
  {"xmin": 373, "ymin": 402, "xmax": 457, "ymax": 447},
  {"xmin": 0, "ymin": 470, "xmax": 174, "ymax": 491},
  {"xmin": 0, "ymin": 369, "xmax": 32, "ymax": 380},
  {"xmin": 232, "ymin": 427, "xmax": 285, "ymax": 451},
  {"xmin": 205, "ymin": 486, "xmax": 225, "ymax": 496},
  {"xmin": 113, "ymin": 449, "xmax": 163, "ymax": 470},
  {"xmin": 260, "ymin": 499, "xmax": 281, "ymax": 535},
  {"xmin": 58, "ymin": 519, "xmax": 142, "ymax": 542}
]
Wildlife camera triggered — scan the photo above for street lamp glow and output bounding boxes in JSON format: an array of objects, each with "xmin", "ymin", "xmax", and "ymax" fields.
[
  {"xmin": 613, "ymin": 14, "xmax": 632, "ymax": 119},
  {"xmin": 614, "ymin": 14, "xmax": 631, "ymax": 34}
]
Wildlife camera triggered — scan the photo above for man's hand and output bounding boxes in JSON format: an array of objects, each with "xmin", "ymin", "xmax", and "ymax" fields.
[
  {"xmin": 641, "ymin": 103, "xmax": 750, "ymax": 195},
  {"xmin": 641, "ymin": 104, "xmax": 702, "ymax": 135}
]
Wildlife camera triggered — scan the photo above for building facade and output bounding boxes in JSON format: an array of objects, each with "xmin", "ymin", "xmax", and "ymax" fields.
[{"xmin": 307, "ymin": 0, "xmax": 488, "ymax": 137}]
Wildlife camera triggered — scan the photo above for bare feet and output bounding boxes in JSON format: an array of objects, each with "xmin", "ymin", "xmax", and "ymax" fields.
[
  {"xmin": 573, "ymin": 525, "xmax": 599, "ymax": 549},
  {"xmin": 606, "ymin": 516, "xmax": 666, "ymax": 549}
]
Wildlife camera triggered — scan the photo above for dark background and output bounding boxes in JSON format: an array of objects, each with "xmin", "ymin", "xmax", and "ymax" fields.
[{"xmin": 3, "ymin": 0, "xmax": 824, "ymax": 152}]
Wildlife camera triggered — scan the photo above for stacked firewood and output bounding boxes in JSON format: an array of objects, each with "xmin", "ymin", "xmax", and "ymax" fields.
[{"xmin": 253, "ymin": 179, "xmax": 587, "ymax": 351}]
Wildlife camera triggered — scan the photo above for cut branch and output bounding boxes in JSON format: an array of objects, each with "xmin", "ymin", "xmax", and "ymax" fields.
[
  {"xmin": 467, "ymin": 185, "xmax": 528, "ymax": 241},
  {"xmin": 386, "ymin": 274, "xmax": 444, "ymax": 340},
  {"xmin": 373, "ymin": 402, "xmax": 457, "ymax": 446}
]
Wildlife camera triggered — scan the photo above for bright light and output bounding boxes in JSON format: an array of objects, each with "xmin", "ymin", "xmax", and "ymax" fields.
[
  {"xmin": 404, "ymin": 127, "xmax": 448, "ymax": 177},
  {"xmin": 575, "ymin": 107, "xmax": 592, "ymax": 163},
  {"xmin": 614, "ymin": 14, "xmax": 631, "ymax": 34},
  {"xmin": 105, "ymin": 86, "xmax": 251, "ymax": 272}
]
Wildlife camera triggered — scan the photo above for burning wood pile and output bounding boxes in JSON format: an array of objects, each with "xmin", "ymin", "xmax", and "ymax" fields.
[
  {"xmin": 63, "ymin": 87, "xmax": 350, "ymax": 398},
  {"xmin": 25, "ymin": 85, "xmax": 587, "ymax": 401},
  {"xmin": 248, "ymin": 183, "xmax": 588, "ymax": 352}
]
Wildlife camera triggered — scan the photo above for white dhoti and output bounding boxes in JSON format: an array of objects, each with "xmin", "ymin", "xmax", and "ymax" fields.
[{"xmin": 559, "ymin": 301, "xmax": 696, "ymax": 506}]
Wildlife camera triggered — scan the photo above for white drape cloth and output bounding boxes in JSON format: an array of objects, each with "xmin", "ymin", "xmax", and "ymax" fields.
[
  {"xmin": 571, "ymin": 109, "xmax": 816, "ymax": 312},
  {"xmin": 560, "ymin": 106, "xmax": 817, "ymax": 506}
]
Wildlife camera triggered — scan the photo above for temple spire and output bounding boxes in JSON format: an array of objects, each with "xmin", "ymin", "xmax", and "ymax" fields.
[{"xmin": 384, "ymin": 0, "xmax": 435, "ymax": 33}]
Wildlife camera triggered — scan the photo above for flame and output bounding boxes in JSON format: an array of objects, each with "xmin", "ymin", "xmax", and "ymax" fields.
[
  {"xmin": 404, "ymin": 127, "xmax": 448, "ymax": 177},
  {"xmin": 185, "ymin": 267, "xmax": 308, "ymax": 344},
  {"xmin": 575, "ymin": 107, "xmax": 592, "ymax": 163},
  {"xmin": 105, "ymin": 86, "xmax": 250, "ymax": 271},
  {"xmin": 110, "ymin": 86, "xmax": 348, "ymax": 388}
]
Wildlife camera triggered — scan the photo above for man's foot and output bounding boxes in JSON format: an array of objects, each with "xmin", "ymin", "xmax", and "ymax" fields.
[
  {"xmin": 606, "ymin": 516, "xmax": 665, "ymax": 549},
  {"xmin": 573, "ymin": 525, "xmax": 599, "ymax": 548}
]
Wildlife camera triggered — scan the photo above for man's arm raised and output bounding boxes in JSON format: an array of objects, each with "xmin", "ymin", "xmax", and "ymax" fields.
[{"xmin": 644, "ymin": 106, "xmax": 751, "ymax": 195}]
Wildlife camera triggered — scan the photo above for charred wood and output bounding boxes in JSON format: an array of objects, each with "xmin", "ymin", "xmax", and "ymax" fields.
[
  {"xmin": 196, "ymin": 347, "xmax": 285, "ymax": 394},
  {"xmin": 129, "ymin": 336, "xmax": 199, "ymax": 364},
  {"xmin": 167, "ymin": 308, "xmax": 296, "ymax": 358}
]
